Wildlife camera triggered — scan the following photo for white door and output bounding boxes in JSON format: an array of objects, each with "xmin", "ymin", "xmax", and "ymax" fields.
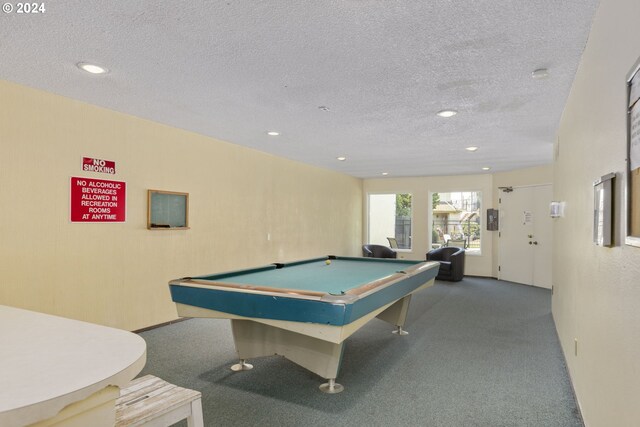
[{"xmin": 498, "ymin": 185, "xmax": 552, "ymax": 289}]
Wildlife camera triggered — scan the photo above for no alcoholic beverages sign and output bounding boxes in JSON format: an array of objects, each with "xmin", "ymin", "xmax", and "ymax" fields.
[{"xmin": 70, "ymin": 177, "xmax": 126, "ymax": 222}]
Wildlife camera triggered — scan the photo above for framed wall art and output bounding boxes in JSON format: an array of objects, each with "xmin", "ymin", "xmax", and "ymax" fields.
[
  {"xmin": 147, "ymin": 190, "xmax": 189, "ymax": 230},
  {"xmin": 626, "ymin": 56, "xmax": 640, "ymax": 247}
]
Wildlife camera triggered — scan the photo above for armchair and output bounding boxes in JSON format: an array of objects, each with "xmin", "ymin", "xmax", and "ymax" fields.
[
  {"xmin": 426, "ymin": 246, "xmax": 465, "ymax": 281},
  {"xmin": 362, "ymin": 244, "xmax": 397, "ymax": 259}
]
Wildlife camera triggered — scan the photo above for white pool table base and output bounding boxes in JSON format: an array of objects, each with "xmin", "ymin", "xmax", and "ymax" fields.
[{"xmin": 228, "ymin": 294, "xmax": 417, "ymax": 394}]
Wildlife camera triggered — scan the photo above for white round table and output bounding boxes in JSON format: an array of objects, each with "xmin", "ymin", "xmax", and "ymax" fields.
[{"xmin": 0, "ymin": 305, "xmax": 146, "ymax": 427}]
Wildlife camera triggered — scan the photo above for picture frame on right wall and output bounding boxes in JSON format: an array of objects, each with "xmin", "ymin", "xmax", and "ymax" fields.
[{"xmin": 626, "ymin": 56, "xmax": 640, "ymax": 247}]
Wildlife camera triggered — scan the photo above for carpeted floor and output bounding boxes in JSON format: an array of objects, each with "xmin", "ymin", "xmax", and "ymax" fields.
[{"xmin": 139, "ymin": 277, "xmax": 583, "ymax": 426}]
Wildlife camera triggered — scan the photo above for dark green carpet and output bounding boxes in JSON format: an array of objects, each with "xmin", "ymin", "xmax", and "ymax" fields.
[{"xmin": 139, "ymin": 277, "xmax": 582, "ymax": 426}]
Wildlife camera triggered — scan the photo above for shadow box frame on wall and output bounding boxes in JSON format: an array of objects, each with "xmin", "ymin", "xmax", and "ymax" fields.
[
  {"xmin": 594, "ymin": 173, "xmax": 615, "ymax": 247},
  {"xmin": 147, "ymin": 189, "xmax": 189, "ymax": 230},
  {"xmin": 626, "ymin": 56, "xmax": 640, "ymax": 247}
]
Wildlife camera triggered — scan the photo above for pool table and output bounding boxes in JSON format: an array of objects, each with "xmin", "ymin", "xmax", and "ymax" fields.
[{"xmin": 169, "ymin": 256, "xmax": 439, "ymax": 393}]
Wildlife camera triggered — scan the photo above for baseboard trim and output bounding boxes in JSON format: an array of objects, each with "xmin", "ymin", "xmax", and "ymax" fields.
[
  {"xmin": 550, "ymin": 315, "xmax": 586, "ymax": 426},
  {"xmin": 133, "ymin": 317, "xmax": 191, "ymax": 334}
]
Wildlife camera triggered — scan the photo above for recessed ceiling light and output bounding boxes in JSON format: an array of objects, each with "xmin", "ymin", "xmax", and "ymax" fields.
[
  {"xmin": 436, "ymin": 110, "xmax": 457, "ymax": 118},
  {"xmin": 77, "ymin": 62, "xmax": 108, "ymax": 74},
  {"xmin": 381, "ymin": 172, "xmax": 389, "ymax": 176},
  {"xmin": 482, "ymin": 167, "xmax": 491, "ymax": 171},
  {"xmin": 266, "ymin": 131, "xmax": 280, "ymax": 136},
  {"xmin": 465, "ymin": 146, "xmax": 479, "ymax": 152},
  {"xmin": 337, "ymin": 156, "xmax": 346, "ymax": 161},
  {"xmin": 531, "ymin": 68, "xmax": 549, "ymax": 79},
  {"xmin": 318, "ymin": 106, "xmax": 330, "ymax": 112}
]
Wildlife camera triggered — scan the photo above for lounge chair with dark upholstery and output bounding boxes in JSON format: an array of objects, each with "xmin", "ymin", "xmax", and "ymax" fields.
[
  {"xmin": 362, "ymin": 244, "xmax": 397, "ymax": 259},
  {"xmin": 426, "ymin": 246, "xmax": 465, "ymax": 281}
]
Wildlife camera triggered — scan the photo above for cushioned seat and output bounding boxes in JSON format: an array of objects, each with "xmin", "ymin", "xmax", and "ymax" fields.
[
  {"xmin": 362, "ymin": 244, "xmax": 397, "ymax": 259},
  {"xmin": 426, "ymin": 246, "xmax": 465, "ymax": 281}
]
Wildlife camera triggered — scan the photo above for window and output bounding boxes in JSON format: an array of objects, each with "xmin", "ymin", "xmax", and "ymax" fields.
[
  {"xmin": 431, "ymin": 191, "xmax": 481, "ymax": 254},
  {"xmin": 368, "ymin": 193, "xmax": 412, "ymax": 249}
]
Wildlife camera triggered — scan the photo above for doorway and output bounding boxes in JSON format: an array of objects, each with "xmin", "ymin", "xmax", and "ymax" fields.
[{"xmin": 498, "ymin": 184, "xmax": 552, "ymax": 289}]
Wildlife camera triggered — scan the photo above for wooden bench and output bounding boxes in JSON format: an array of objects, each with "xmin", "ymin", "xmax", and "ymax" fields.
[{"xmin": 115, "ymin": 375, "xmax": 204, "ymax": 427}]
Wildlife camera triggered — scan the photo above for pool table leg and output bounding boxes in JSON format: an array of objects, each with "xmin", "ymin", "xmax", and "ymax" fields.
[
  {"xmin": 319, "ymin": 378, "xmax": 344, "ymax": 394},
  {"xmin": 376, "ymin": 294, "xmax": 413, "ymax": 335},
  {"xmin": 392, "ymin": 326, "xmax": 409, "ymax": 336},
  {"xmin": 229, "ymin": 319, "xmax": 345, "ymax": 393},
  {"xmin": 230, "ymin": 359, "xmax": 253, "ymax": 371}
]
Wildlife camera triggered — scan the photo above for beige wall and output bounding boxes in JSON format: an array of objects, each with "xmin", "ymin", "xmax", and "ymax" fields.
[
  {"xmin": 0, "ymin": 80, "xmax": 363, "ymax": 331},
  {"xmin": 492, "ymin": 164, "xmax": 553, "ymax": 190},
  {"xmin": 553, "ymin": 0, "xmax": 640, "ymax": 425}
]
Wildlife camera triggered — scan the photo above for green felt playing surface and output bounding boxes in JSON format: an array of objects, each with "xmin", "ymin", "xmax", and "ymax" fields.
[{"xmin": 204, "ymin": 257, "xmax": 421, "ymax": 295}]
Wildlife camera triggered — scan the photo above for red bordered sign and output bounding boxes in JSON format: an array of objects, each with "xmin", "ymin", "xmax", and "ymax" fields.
[
  {"xmin": 82, "ymin": 157, "xmax": 116, "ymax": 174},
  {"xmin": 70, "ymin": 177, "xmax": 126, "ymax": 222}
]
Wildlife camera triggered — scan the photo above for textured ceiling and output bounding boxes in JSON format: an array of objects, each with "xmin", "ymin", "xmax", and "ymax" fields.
[{"xmin": 0, "ymin": 1, "xmax": 599, "ymax": 178}]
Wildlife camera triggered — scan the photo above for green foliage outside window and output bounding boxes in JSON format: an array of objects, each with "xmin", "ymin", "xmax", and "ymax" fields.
[
  {"xmin": 396, "ymin": 193, "xmax": 411, "ymax": 217},
  {"xmin": 432, "ymin": 192, "xmax": 440, "ymax": 208},
  {"xmin": 462, "ymin": 222, "xmax": 480, "ymax": 239}
]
